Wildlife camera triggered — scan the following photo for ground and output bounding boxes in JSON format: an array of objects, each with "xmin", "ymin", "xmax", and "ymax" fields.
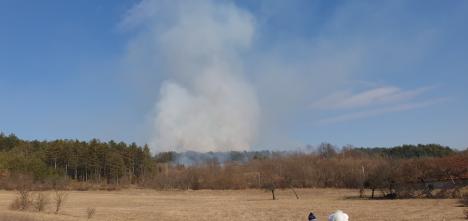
[{"xmin": 0, "ymin": 188, "xmax": 464, "ymax": 221}]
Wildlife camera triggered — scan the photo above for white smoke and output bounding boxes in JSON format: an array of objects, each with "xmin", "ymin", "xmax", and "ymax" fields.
[
  {"xmin": 122, "ymin": 0, "xmax": 447, "ymax": 151},
  {"xmin": 123, "ymin": 0, "xmax": 260, "ymax": 152}
]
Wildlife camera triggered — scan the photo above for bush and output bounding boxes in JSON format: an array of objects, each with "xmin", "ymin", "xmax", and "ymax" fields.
[
  {"xmin": 452, "ymin": 188, "xmax": 462, "ymax": 199},
  {"xmin": 32, "ymin": 192, "xmax": 49, "ymax": 212},
  {"xmin": 9, "ymin": 197, "xmax": 23, "ymax": 211},
  {"xmin": 104, "ymin": 184, "xmax": 121, "ymax": 191},
  {"xmin": 359, "ymin": 188, "xmax": 365, "ymax": 198},
  {"xmin": 54, "ymin": 191, "xmax": 68, "ymax": 214},
  {"xmin": 9, "ymin": 190, "xmax": 32, "ymax": 211},
  {"xmin": 435, "ymin": 189, "xmax": 451, "ymax": 199},
  {"xmin": 461, "ymin": 192, "xmax": 468, "ymax": 207},
  {"xmin": 86, "ymin": 207, "xmax": 96, "ymax": 219}
]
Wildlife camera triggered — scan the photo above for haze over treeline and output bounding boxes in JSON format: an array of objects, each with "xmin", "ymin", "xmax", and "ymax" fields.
[{"xmin": 0, "ymin": 133, "xmax": 465, "ymax": 199}]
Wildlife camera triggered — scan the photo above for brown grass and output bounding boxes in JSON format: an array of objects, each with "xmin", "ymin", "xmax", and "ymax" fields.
[
  {"xmin": 0, "ymin": 189, "xmax": 464, "ymax": 221},
  {"xmin": 0, "ymin": 213, "xmax": 39, "ymax": 221}
]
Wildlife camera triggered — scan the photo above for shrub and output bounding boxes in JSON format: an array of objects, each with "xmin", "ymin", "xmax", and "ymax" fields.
[
  {"xmin": 359, "ymin": 188, "xmax": 365, "ymax": 198},
  {"xmin": 54, "ymin": 191, "xmax": 68, "ymax": 214},
  {"xmin": 9, "ymin": 190, "xmax": 32, "ymax": 211},
  {"xmin": 104, "ymin": 184, "xmax": 121, "ymax": 191},
  {"xmin": 461, "ymin": 192, "xmax": 468, "ymax": 207},
  {"xmin": 451, "ymin": 188, "xmax": 461, "ymax": 198},
  {"xmin": 9, "ymin": 197, "xmax": 23, "ymax": 211},
  {"xmin": 86, "ymin": 207, "xmax": 96, "ymax": 219},
  {"xmin": 435, "ymin": 189, "xmax": 451, "ymax": 199},
  {"xmin": 32, "ymin": 192, "xmax": 49, "ymax": 212}
]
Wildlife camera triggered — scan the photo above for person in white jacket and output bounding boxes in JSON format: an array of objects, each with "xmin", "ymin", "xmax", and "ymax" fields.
[{"xmin": 328, "ymin": 210, "xmax": 349, "ymax": 221}]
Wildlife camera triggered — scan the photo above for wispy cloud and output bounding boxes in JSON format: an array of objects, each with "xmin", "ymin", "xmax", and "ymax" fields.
[
  {"xmin": 312, "ymin": 85, "xmax": 445, "ymax": 124},
  {"xmin": 318, "ymin": 98, "xmax": 447, "ymax": 124},
  {"xmin": 310, "ymin": 86, "xmax": 433, "ymax": 110}
]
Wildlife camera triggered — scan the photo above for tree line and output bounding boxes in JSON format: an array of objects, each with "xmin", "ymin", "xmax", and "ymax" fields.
[
  {"xmin": 0, "ymin": 133, "xmax": 152, "ymax": 187},
  {"xmin": 145, "ymin": 144, "xmax": 466, "ymax": 199},
  {"xmin": 0, "ymin": 133, "xmax": 466, "ymax": 199}
]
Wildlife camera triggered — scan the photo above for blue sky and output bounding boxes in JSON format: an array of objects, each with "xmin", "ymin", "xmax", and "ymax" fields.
[{"xmin": 1, "ymin": 0, "xmax": 467, "ymax": 150}]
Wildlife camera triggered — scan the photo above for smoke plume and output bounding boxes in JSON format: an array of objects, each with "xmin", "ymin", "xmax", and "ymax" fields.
[
  {"xmin": 124, "ymin": 0, "xmax": 260, "ymax": 152},
  {"xmin": 122, "ymin": 0, "xmax": 448, "ymax": 151}
]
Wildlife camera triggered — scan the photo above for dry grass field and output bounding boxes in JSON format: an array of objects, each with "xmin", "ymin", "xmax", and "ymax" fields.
[{"xmin": 0, "ymin": 188, "xmax": 464, "ymax": 221}]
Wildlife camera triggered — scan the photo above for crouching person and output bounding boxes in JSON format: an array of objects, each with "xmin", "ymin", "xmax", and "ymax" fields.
[{"xmin": 308, "ymin": 212, "xmax": 317, "ymax": 221}]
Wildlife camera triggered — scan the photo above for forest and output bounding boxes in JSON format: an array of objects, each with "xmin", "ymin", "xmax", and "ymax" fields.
[{"xmin": 0, "ymin": 133, "xmax": 466, "ymax": 199}]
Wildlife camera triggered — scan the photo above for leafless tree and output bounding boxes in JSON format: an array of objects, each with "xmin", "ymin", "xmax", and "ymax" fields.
[
  {"xmin": 33, "ymin": 192, "xmax": 49, "ymax": 212},
  {"xmin": 54, "ymin": 191, "xmax": 68, "ymax": 214}
]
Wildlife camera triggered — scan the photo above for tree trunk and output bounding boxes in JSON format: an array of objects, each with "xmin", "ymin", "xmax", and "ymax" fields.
[
  {"xmin": 271, "ymin": 189, "xmax": 276, "ymax": 200},
  {"xmin": 74, "ymin": 167, "xmax": 77, "ymax": 180},
  {"xmin": 371, "ymin": 188, "xmax": 375, "ymax": 199},
  {"xmin": 290, "ymin": 187, "xmax": 299, "ymax": 199}
]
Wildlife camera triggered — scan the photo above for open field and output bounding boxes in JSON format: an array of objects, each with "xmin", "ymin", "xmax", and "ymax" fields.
[{"xmin": 0, "ymin": 188, "xmax": 464, "ymax": 221}]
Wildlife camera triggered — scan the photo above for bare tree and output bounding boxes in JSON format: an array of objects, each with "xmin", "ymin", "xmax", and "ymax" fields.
[
  {"xmin": 54, "ymin": 191, "xmax": 68, "ymax": 214},
  {"xmin": 33, "ymin": 192, "xmax": 49, "ymax": 212}
]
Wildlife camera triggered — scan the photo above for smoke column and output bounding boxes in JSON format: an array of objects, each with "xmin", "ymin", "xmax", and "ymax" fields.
[{"xmin": 125, "ymin": 0, "xmax": 260, "ymax": 152}]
